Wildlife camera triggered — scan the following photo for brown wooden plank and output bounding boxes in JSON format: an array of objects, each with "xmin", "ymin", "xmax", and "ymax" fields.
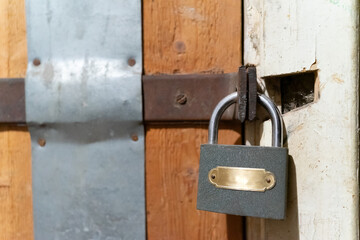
[
  {"xmin": 0, "ymin": 0, "xmax": 33, "ymax": 239},
  {"xmin": 246, "ymin": 217, "xmax": 265, "ymax": 240},
  {"xmin": 144, "ymin": 0, "xmax": 243, "ymax": 239},
  {"xmin": 143, "ymin": 0, "xmax": 241, "ymax": 75},
  {"xmin": 146, "ymin": 124, "xmax": 243, "ymax": 240}
]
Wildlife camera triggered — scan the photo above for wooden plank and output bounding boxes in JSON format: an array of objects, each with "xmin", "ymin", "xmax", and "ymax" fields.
[
  {"xmin": 0, "ymin": 127, "xmax": 33, "ymax": 240},
  {"xmin": 0, "ymin": 0, "xmax": 33, "ymax": 239},
  {"xmin": 143, "ymin": 0, "xmax": 241, "ymax": 75},
  {"xmin": 8, "ymin": 0, "xmax": 27, "ymax": 78},
  {"xmin": 146, "ymin": 124, "xmax": 243, "ymax": 240},
  {"xmin": 144, "ymin": 0, "xmax": 243, "ymax": 239},
  {"xmin": 246, "ymin": 217, "xmax": 265, "ymax": 240},
  {"xmin": 0, "ymin": 0, "xmax": 10, "ymax": 77}
]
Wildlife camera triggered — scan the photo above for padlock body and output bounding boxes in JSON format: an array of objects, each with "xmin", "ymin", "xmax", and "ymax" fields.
[{"xmin": 197, "ymin": 144, "xmax": 288, "ymax": 219}]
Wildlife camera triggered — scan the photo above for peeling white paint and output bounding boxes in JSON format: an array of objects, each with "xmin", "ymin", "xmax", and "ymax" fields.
[{"xmin": 245, "ymin": 0, "xmax": 359, "ymax": 239}]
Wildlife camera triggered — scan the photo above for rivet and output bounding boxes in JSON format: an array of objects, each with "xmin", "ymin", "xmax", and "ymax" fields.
[
  {"xmin": 38, "ymin": 138, "xmax": 46, "ymax": 147},
  {"xmin": 128, "ymin": 58, "xmax": 136, "ymax": 67},
  {"xmin": 33, "ymin": 58, "xmax": 41, "ymax": 66},
  {"xmin": 131, "ymin": 134, "xmax": 138, "ymax": 142}
]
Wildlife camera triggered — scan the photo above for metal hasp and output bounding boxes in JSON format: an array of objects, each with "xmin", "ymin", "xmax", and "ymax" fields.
[
  {"xmin": 25, "ymin": 1, "xmax": 145, "ymax": 239},
  {"xmin": 237, "ymin": 66, "xmax": 247, "ymax": 122},
  {"xmin": 197, "ymin": 92, "xmax": 288, "ymax": 219},
  {"xmin": 236, "ymin": 66, "xmax": 258, "ymax": 123}
]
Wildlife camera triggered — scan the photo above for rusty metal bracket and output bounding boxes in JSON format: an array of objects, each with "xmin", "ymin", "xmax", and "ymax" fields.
[
  {"xmin": 143, "ymin": 73, "xmax": 238, "ymax": 121},
  {"xmin": 247, "ymin": 66, "xmax": 258, "ymax": 121},
  {"xmin": 237, "ymin": 66, "xmax": 247, "ymax": 122},
  {"xmin": 0, "ymin": 75, "xmax": 238, "ymax": 123},
  {"xmin": 236, "ymin": 66, "xmax": 258, "ymax": 122}
]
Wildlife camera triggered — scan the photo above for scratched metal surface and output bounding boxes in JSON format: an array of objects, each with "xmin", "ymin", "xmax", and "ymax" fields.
[{"xmin": 25, "ymin": 1, "xmax": 144, "ymax": 239}]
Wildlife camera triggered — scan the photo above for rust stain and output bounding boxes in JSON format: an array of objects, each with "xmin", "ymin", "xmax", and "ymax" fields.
[
  {"xmin": 310, "ymin": 60, "xmax": 318, "ymax": 70},
  {"xmin": 331, "ymin": 73, "xmax": 344, "ymax": 84},
  {"xmin": 294, "ymin": 123, "xmax": 304, "ymax": 132}
]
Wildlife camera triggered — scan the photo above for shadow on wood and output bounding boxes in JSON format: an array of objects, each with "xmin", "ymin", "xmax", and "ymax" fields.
[{"xmin": 226, "ymin": 214, "xmax": 244, "ymax": 240}]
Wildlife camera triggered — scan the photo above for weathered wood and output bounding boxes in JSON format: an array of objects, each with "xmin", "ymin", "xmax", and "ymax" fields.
[
  {"xmin": 0, "ymin": 1, "xmax": 33, "ymax": 239},
  {"xmin": 0, "ymin": 127, "xmax": 33, "ymax": 240},
  {"xmin": 245, "ymin": 0, "xmax": 359, "ymax": 239},
  {"xmin": 143, "ymin": 0, "xmax": 241, "ymax": 75},
  {"xmin": 144, "ymin": 0, "xmax": 243, "ymax": 239},
  {"xmin": 246, "ymin": 217, "xmax": 265, "ymax": 240},
  {"xmin": 146, "ymin": 124, "xmax": 243, "ymax": 240}
]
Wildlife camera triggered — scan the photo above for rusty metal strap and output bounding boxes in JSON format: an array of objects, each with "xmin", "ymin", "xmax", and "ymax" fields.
[
  {"xmin": 1, "ymin": 73, "xmax": 238, "ymax": 123},
  {"xmin": 143, "ymin": 73, "xmax": 238, "ymax": 121},
  {"xmin": 0, "ymin": 78, "xmax": 25, "ymax": 124},
  {"xmin": 1, "ymin": 72, "xmax": 245, "ymax": 123}
]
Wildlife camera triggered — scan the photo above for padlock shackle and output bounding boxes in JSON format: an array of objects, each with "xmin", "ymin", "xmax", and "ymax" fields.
[{"xmin": 208, "ymin": 92, "xmax": 283, "ymax": 147}]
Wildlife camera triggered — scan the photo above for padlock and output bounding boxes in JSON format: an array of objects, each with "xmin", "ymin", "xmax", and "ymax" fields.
[{"xmin": 197, "ymin": 92, "xmax": 288, "ymax": 219}]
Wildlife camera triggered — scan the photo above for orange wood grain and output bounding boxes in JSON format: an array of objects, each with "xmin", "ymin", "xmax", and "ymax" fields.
[
  {"xmin": 0, "ymin": 0, "xmax": 33, "ymax": 239},
  {"xmin": 146, "ymin": 124, "xmax": 243, "ymax": 240},
  {"xmin": 143, "ymin": 0, "xmax": 241, "ymax": 75},
  {"xmin": 144, "ymin": 0, "xmax": 243, "ymax": 239},
  {"xmin": 0, "ymin": 127, "xmax": 33, "ymax": 240}
]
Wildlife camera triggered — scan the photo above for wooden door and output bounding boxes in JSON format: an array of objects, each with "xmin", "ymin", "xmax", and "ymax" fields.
[{"xmin": 0, "ymin": 0, "xmax": 243, "ymax": 239}]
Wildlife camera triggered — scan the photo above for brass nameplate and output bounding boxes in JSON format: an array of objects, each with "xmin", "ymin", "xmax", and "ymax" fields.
[{"xmin": 208, "ymin": 166, "xmax": 276, "ymax": 192}]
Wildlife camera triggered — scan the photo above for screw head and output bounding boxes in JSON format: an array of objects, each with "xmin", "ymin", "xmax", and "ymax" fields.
[{"xmin": 176, "ymin": 94, "xmax": 187, "ymax": 105}]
